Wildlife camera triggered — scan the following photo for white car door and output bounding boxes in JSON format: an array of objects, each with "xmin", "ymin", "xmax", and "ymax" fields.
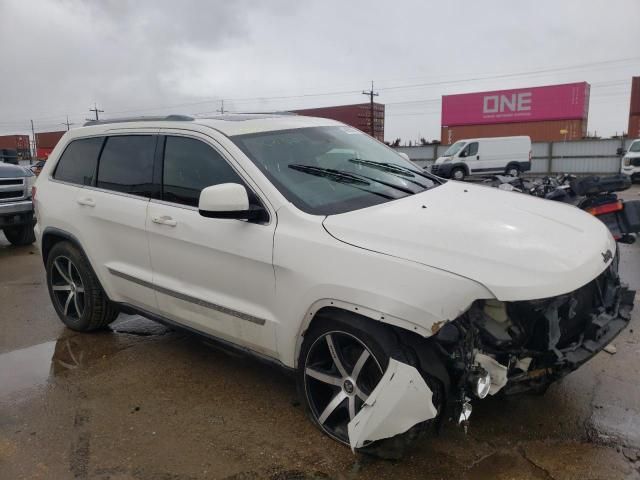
[
  {"xmin": 146, "ymin": 131, "xmax": 278, "ymax": 357},
  {"xmin": 76, "ymin": 133, "xmax": 159, "ymax": 313}
]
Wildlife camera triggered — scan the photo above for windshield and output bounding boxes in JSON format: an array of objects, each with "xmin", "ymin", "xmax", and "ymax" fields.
[
  {"xmin": 630, "ymin": 141, "xmax": 640, "ymax": 153},
  {"xmin": 231, "ymin": 126, "xmax": 440, "ymax": 215},
  {"xmin": 443, "ymin": 141, "xmax": 466, "ymax": 157}
]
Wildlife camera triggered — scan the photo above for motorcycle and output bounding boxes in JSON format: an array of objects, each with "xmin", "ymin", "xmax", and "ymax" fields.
[{"xmin": 490, "ymin": 173, "xmax": 640, "ymax": 244}]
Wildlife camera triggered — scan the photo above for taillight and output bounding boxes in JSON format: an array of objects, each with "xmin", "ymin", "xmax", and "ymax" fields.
[
  {"xmin": 529, "ymin": 150, "xmax": 532, "ymax": 161},
  {"xmin": 32, "ymin": 185, "xmax": 37, "ymax": 201},
  {"xmin": 586, "ymin": 200, "xmax": 623, "ymax": 216}
]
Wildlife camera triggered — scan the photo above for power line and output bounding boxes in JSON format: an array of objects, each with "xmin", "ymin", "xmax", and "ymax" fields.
[{"xmin": 0, "ymin": 56, "xmax": 638, "ymax": 127}]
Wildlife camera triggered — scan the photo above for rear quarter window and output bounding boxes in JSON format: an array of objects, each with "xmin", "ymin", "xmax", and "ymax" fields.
[{"xmin": 53, "ymin": 137, "xmax": 104, "ymax": 185}]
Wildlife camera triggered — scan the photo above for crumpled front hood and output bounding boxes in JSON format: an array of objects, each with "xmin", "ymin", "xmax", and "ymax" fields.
[{"xmin": 323, "ymin": 181, "xmax": 616, "ymax": 301}]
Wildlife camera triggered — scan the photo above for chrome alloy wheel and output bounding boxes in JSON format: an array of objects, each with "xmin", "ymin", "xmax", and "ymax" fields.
[
  {"xmin": 50, "ymin": 256, "xmax": 85, "ymax": 319},
  {"xmin": 303, "ymin": 331, "xmax": 384, "ymax": 444}
]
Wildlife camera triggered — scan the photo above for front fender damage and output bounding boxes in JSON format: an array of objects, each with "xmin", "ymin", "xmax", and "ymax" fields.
[{"xmin": 347, "ymin": 358, "xmax": 437, "ymax": 451}]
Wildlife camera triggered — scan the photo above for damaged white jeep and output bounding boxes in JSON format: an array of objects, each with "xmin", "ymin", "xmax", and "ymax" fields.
[{"xmin": 34, "ymin": 114, "xmax": 635, "ymax": 456}]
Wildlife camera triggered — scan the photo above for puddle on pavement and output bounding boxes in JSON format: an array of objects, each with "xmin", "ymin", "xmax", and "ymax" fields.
[
  {"xmin": 0, "ymin": 315, "xmax": 170, "ymax": 401},
  {"xmin": 0, "ymin": 341, "xmax": 56, "ymax": 400}
]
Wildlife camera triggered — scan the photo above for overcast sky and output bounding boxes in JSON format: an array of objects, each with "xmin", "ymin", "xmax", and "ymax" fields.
[{"xmin": 1, "ymin": 0, "xmax": 639, "ymax": 142}]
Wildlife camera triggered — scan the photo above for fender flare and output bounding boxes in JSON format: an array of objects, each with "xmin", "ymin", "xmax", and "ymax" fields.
[
  {"xmin": 41, "ymin": 227, "xmax": 87, "ymax": 264},
  {"xmin": 450, "ymin": 162, "xmax": 469, "ymax": 176},
  {"xmin": 293, "ymin": 298, "xmax": 432, "ymax": 369}
]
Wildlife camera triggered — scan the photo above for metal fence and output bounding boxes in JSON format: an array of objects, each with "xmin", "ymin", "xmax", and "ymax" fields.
[{"xmin": 395, "ymin": 138, "xmax": 635, "ymax": 175}]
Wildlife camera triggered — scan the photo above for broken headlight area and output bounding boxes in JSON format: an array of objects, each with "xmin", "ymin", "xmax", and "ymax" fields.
[{"xmin": 433, "ymin": 260, "xmax": 635, "ymax": 423}]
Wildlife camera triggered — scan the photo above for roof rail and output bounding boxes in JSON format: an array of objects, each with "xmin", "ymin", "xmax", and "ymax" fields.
[{"xmin": 83, "ymin": 114, "xmax": 194, "ymax": 127}]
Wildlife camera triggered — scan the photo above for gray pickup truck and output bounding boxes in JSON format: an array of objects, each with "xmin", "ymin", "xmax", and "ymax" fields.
[{"xmin": 0, "ymin": 162, "xmax": 36, "ymax": 246}]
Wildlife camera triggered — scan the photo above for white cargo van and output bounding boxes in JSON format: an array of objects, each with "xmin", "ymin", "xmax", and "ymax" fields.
[
  {"xmin": 621, "ymin": 139, "xmax": 640, "ymax": 182},
  {"xmin": 431, "ymin": 136, "xmax": 532, "ymax": 180}
]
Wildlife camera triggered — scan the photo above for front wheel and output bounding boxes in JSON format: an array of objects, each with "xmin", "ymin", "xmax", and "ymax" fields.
[
  {"xmin": 3, "ymin": 224, "xmax": 35, "ymax": 246},
  {"xmin": 297, "ymin": 313, "xmax": 438, "ymax": 457},
  {"xmin": 451, "ymin": 167, "xmax": 466, "ymax": 181}
]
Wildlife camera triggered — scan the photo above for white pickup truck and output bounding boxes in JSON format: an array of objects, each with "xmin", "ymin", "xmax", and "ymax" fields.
[{"xmin": 0, "ymin": 162, "xmax": 36, "ymax": 245}]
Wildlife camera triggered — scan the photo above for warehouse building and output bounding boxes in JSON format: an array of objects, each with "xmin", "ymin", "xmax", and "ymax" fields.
[
  {"xmin": 441, "ymin": 82, "xmax": 590, "ymax": 143},
  {"xmin": 293, "ymin": 103, "xmax": 385, "ymax": 141}
]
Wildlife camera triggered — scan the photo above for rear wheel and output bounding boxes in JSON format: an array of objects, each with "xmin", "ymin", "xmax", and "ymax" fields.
[
  {"xmin": 46, "ymin": 241, "xmax": 118, "ymax": 331},
  {"xmin": 506, "ymin": 164, "xmax": 521, "ymax": 177},
  {"xmin": 451, "ymin": 167, "xmax": 465, "ymax": 181},
  {"xmin": 3, "ymin": 224, "xmax": 35, "ymax": 246},
  {"xmin": 297, "ymin": 312, "xmax": 439, "ymax": 457}
]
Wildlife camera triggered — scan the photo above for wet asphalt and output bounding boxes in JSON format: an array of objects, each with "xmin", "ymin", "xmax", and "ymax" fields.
[{"xmin": 1, "ymin": 185, "xmax": 640, "ymax": 479}]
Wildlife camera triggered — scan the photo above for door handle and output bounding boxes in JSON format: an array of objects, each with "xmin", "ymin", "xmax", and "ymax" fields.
[
  {"xmin": 476, "ymin": 155, "xmax": 480, "ymax": 160},
  {"xmin": 152, "ymin": 215, "xmax": 177, "ymax": 227},
  {"xmin": 77, "ymin": 197, "xmax": 96, "ymax": 207}
]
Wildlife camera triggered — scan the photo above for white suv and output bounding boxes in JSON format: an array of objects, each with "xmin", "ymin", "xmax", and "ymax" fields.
[{"xmin": 34, "ymin": 114, "xmax": 634, "ymax": 455}]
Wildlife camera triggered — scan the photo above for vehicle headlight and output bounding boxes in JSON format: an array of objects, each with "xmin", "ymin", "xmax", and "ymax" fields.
[
  {"xmin": 623, "ymin": 157, "xmax": 631, "ymax": 166},
  {"xmin": 468, "ymin": 368, "xmax": 492, "ymax": 399}
]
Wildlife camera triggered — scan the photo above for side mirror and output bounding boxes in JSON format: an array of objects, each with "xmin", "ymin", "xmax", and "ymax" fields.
[
  {"xmin": 459, "ymin": 150, "xmax": 466, "ymax": 158},
  {"xmin": 198, "ymin": 183, "xmax": 264, "ymax": 220},
  {"xmin": 616, "ymin": 147, "xmax": 626, "ymax": 156}
]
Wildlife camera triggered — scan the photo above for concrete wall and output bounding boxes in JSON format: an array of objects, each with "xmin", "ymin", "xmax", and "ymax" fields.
[{"xmin": 396, "ymin": 138, "xmax": 633, "ymax": 175}]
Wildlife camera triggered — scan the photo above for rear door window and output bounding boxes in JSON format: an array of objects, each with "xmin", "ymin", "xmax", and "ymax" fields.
[
  {"xmin": 53, "ymin": 137, "xmax": 104, "ymax": 185},
  {"xmin": 162, "ymin": 136, "xmax": 244, "ymax": 207},
  {"xmin": 96, "ymin": 136, "xmax": 158, "ymax": 197}
]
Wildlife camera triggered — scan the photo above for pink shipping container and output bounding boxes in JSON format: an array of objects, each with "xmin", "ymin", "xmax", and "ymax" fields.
[{"xmin": 441, "ymin": 82, "xmax": 590, "ymax": 127}]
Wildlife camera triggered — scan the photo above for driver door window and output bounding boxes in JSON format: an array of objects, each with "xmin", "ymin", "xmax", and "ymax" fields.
[{"xmin": 465, "ymin": 142, "xmax": 479, "ymax": 158}]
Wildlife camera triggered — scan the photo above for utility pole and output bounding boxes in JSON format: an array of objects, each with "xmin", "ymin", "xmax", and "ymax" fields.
[
  {"xmin": 61, "ymin": 116, "xmax": 75, "ymax": 131},
  {"xmin": 216, "ymin": 99, "xmax": 226, "ymax": 115},
  {"xmin": 362, "ymin": 81, "xmax": 379, "ymax": 138},
  {"xmin": 30, "ymin": 120, "xmax": 36, "ymax": 164},
  {"xmin": 88, "ymin": 103, "xmax": 104, "ymax": 121}
]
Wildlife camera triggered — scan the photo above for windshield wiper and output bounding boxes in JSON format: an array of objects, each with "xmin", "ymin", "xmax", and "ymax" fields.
[
  {"xmin": 288, "ymin": 164, "xmax": 396, "ymax": 199},
  {"xmin": 290, "ymin": 164, "xmax": 416, "ymax": 195},
  {"xmin": 289, "ymin": 164, "xmax": 371, "ymax": 185},
  {"xmin": 349, "ymin": 158, "xmax": 439, "ymax": 183}
]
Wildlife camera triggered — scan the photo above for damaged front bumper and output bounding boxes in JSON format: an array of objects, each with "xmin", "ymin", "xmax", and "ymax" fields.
[
  {"xmin": 436, "ymin": 257, "xmax": 635, "ymax": 416},
  {"xmin": 341, "ymin": 260, "xmax": 635, "ymax": 450}
]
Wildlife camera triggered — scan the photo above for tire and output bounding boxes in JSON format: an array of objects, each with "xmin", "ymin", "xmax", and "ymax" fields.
[
  {"xmin": 297, "ymin": 311, "xmax": 439, "ymax": 458},
  {"xmin": 451, "ymin": 167, "xmax": 465, "ymax": 181},
  {"xmin": 3, "ymin": 224, "xmax": 35, "ymax": 246},
  {"xmin": 45, "ymin": 241, "xmax": 118, "ymax": 331},
  {"xmin": 506, "ymin": 164, "xmax": 521, "ymax": 177}
]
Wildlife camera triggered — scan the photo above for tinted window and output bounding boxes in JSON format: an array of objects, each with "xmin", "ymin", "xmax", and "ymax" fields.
[
  {"xmin": 163, "ymin": 136, "xmax": 243, "ymax": 207},
  {"xmin": 53, "ymin": 137, "xmax": 103, "ymax": 185},
  {"xmin": 97, "ymin": 136, "xmax": 157, "ymax": 196},
  {"xmin": 466, "ymin": 142, "xmax": 479, "ymax": 156}
]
